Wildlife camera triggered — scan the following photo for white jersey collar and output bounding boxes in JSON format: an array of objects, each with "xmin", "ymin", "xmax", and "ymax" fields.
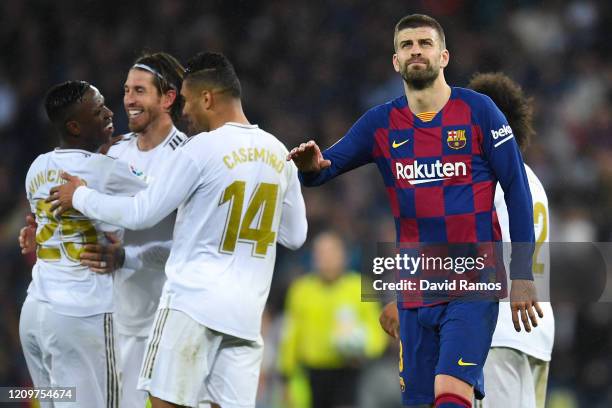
[
  {"xmin": 53, "ymin": 147, "xmax": 94, "ymax": 154},
  {"xmin": 225, "ymin": 122, "xmax": 258, "ymax": 129}
]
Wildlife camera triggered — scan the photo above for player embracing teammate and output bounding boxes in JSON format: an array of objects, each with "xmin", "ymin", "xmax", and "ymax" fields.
[{"xmin": 47, "ymin": 52, "xmax": 307, "ymax": 408}]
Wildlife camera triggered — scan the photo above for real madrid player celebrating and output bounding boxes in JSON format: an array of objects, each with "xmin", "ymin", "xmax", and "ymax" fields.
[
  {"xmin": 104, "ymin": 52, "xmax": 187, "ymax": 408},
  {"xmin": 20, "ymin": 81, "xmax": 148, "ymax": 408},
  {"xmin": 49, "ymin": 52, "xmax": 308, "ymax": 408}
]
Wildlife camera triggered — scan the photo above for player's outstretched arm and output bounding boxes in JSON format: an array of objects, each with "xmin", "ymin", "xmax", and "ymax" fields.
[
  {"xmin": 510, "ymin": 279, "xmax": 544, "ymax": 332},
  {"xmin": 18, "ymin": 214, "xmax": 37, "ymax": 255},
  {"xmin": 50, "ymin": 150, "xmax": 201, "ymax": 230},
  {"xmin": 286, "ymin": 140, "xmax": 331, "ymax": 173}
]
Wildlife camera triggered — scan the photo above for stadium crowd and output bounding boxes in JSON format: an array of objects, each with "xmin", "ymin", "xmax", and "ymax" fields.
[{"xmin": 0, "ymin": 0, "xmax": 610, "ymax": 406}]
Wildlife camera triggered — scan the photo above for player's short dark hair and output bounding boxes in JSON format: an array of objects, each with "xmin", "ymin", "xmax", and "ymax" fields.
[
  {"xmin": 394, "ymin": 14, "xmax": 446, "ymax": 50},
  {"xmin": 44, "ymin": 80, "xmax": 91, "ymax": 125},
  {"xmin": 184, "ymin": 52, "xmax": 241, "ymax": 98},
  {"xmin": 468, "ymin": 72, "xmax": 535, "ymax": 151},
  {"xmin": 133, "ymin": 51, "xmax": 185, "ymax": 123}
]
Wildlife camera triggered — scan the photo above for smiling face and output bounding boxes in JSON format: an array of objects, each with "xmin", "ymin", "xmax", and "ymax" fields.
[
  {"xmin": 70, "ymin": 86, "xmax": 114, "ymax": 151},
  {"xmin": 393, "ymin": 26, "xmax": 449, "ymax": 90},
  {"xmin": 123, "ymin": 68, "xmax": 165, "ymax": 133}
]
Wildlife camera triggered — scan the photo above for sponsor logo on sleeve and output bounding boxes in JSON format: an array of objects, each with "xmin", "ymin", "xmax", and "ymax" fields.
[{"xmin": 491, "ymin": 124, "xmax": 514, "ymax": 148}]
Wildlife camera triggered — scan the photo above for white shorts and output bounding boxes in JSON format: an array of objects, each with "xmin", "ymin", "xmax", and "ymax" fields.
[
  {"xmin": 19, "ymin": 296, "xmax": 119, "ymax": 408},
  {"xmin": 137, "ymin": 308, "xmax": 263, "ymax": 408},
  {"xmin": 116, "ymin": 332, "xmax": 149, "ymax": 408},
  {"xmin": 476, "ymin": 347, "xmax": 549, "ymax": 408}
]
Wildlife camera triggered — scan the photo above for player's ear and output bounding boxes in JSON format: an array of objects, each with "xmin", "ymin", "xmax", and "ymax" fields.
[
  {"xmin": 440, "ymin": 49, "xmax": 449, "ymax": 69},
  {"xmin": 65, "ymin": 120, "xmax": 80, "ymax": 136},
  {"xmin": 201, "ymin": 89, "xmax": 213, "ymax": 110},
  {"xmin": 392, "ymin": 54, "xmax": 401, "ymax": 73},
  {"xmin": 161, "ymin": 89, "xmax": 177, "ymax": 111}
]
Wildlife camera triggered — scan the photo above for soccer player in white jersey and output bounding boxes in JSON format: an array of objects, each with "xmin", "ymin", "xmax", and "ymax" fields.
[
  {"xmin": 20, "ymin": 81, "xmax": 148, "ymax": 408},
  {"xmin": 19, "ymin": 52, "xmax": 187, "ymax": 408},
  {"xmin": 105, "ymin": 52, "xmax": 186, "ymax": 408},
  {"xmin": 468, "ymin": 73, "xmax": 554, "ymax": 408},
  {"xmin": 49, "ymin": 52, "xmax": 308, "ymax": 408}
]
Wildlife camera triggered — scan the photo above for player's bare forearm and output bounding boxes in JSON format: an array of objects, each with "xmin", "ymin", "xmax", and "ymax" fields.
[
  {"xmin": 286, "ymin": 140, "xmax": 331, "ymax": 172},
  {"xmin": 510, "ymin": 279, "xmax": 543, "ymax": 333},
  {"xmin": 379, "ymin": 301, "xmax": 399, "ymax": 339},
  {"xmin": 46, "ymin": 172, "xmax": 86, "ymax": 215}
]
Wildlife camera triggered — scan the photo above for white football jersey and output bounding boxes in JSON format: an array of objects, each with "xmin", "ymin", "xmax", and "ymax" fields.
[
  {"xmin": 493, "ymin": 164, "xmax": 554, "ymax": 361},
  {"xmin": 73, "ymin": 122, "xmax": 308, "ymax": 340},
  {"xmin": 107, "ymin": 127, "xmax": 186, "ymax": 337},
  {"xmin": 25, "ymin": 149, "xmax": 147, "ymax": 317}
]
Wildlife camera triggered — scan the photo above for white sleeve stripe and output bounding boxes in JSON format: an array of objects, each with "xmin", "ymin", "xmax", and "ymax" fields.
[{"xmin": 494, "ymin": 134, "xmax": 514, "ymax": 148}]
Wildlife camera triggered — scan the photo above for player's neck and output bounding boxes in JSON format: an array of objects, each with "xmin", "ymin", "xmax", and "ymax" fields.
[
  {"xmin": 136, "ymin": 115, "xmax": 174, "ymax": 151},
  {"xmin": 59, "ymin": 137, "xmax": 99, "ymax": 153},
  {"xmin": 209, "ymin": 100, "xmax": 250, "ymax": 132},
  {"xmin": 404, "ymin": 75, "xmax": 451, "ymax": 115}
]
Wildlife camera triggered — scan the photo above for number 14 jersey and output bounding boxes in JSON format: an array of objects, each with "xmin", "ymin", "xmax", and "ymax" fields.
[{"xmin": 72, "ymin": 123, "xmax": 308, "ymax": 340}]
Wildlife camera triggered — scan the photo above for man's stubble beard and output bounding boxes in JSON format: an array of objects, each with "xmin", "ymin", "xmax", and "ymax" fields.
[
  {"xmin": 128, "ymin": 112, "xmax": 151, "ymax": 134},
  {"xmin": 400, "ymin": 62, "xmax": 440, "ymax": 91}
]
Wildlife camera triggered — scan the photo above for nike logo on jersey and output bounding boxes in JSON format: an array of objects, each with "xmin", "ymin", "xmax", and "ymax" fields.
[
  {"xmin": 392, "ymin": 139, "xmax": 409, "ymax": 148},
  {"xmin": 457, "ymin": 358, "xmax": 477, "ymax": 366}
]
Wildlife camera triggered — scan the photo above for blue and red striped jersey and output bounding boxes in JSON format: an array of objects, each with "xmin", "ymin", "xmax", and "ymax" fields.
[{"xmin": 300, "ymin": 87, "xmax": 535, "ymax": 306}]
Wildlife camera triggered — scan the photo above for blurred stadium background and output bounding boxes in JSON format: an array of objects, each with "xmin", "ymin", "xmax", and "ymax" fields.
[{"xmin": 0, "ymin": 0, "xmax": 610, "ymax": 407}]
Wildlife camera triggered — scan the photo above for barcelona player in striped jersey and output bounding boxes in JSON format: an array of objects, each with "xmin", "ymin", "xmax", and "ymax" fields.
[{"xmin": 288, "ymin": 14, "xmax": 542, "ymax": 408}]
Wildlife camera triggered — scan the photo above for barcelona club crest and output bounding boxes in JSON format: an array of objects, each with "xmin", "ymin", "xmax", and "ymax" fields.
[{"xmin": 447, "ymin": 129, "xmax": 467, "ymax": 149}]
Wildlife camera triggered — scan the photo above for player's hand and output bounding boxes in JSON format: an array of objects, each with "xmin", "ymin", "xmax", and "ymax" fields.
[
  {"xmin": 510, "ymin": 279, "xmax": 544, "ymax": 332},
  {"xmin": 286, "ymin": 140, "xmax": 331, "ymax": 172},
  {"xmin": 379, "ymin": 301, "xmax": 399, "ymax": 339},
  {"xmin": 46, "ymin": 172, "xmax": 87, "ymax": 215},
  {"xmin": 18, "ymin": 214, "xmax": 37, "ymax": 255},
  {"xmin": 80, "ymin": 232, "xmax": 125, "ymax": 274}
]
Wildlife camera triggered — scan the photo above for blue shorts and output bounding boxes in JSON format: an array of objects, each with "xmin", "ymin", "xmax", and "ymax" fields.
[{"xmin": 398, "ymin": 301, "xmax": 498, "ymax": 405}]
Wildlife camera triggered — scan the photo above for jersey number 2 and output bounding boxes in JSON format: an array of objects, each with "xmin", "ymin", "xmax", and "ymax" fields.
[
  {"xmin": 219, "ymin": 180, "xmax": 279, "ymax": 257},
  {"xmin": 532, "ymin": 201, "xmax": 548, "ymax": 275}
]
